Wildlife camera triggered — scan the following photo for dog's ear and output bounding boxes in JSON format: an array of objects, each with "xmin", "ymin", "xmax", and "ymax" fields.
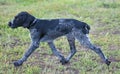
[
  {"xmin": 86, "ymin": 24, "xmax": 90, "ymax": 30},
  {"xmin": 23, "ymin": 14, "xmax": 35, "ymax": 28}
]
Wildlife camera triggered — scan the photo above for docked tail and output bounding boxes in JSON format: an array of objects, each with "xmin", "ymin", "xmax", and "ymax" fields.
[
  {"xmin": 82, "ymin": 23, "xmax": 90, "ymax": 34},
  {"xmin": 74, "ymin": 20, "xmax": 90, "ymax": 34}
]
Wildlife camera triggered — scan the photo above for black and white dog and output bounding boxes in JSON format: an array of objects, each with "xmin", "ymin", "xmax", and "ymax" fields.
[{"xmin": 8, "ymin": 11, "xmax": 111, "ymax": 67}]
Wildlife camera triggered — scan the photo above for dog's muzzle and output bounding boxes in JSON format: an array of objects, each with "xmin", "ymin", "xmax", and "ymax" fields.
[
  {"xmin": 8, "ymin": 21, "xmax": 12, "ymax": 27},
  {"xmin": 8, "ymin": 20, "xmax": 16, "ymax": 28}
]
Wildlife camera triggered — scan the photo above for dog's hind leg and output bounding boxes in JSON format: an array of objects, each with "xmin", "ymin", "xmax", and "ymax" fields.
[
  {"xmin": 75, "ymin": 33, "xmax": 111, "ymax": 66},
  {"xmin": 48, "ymin": 42, "xmax": 67, "ymax": 65},
  {"xmin": 65, "ymin": 34, "xmax": 76, "ymax": 63}
]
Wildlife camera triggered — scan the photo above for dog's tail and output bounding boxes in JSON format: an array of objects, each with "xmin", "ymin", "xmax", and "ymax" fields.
[
  {"xmin": 74, "ymin": 20, "xmax": 90, "ymax": 34},
  {"xmin": 82, "ymin": 22, "xmax": 90, "ymax": 34}
]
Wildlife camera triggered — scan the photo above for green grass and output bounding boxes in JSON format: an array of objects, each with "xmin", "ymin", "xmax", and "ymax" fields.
[{"xmin": 0, "ymin": 0, "xmax": 120, "ymax": 74}]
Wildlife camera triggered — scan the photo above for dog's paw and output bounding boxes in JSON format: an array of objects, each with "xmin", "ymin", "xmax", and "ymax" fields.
[
  {"xmin": 14, "ymin": 60, "xmax": 23, "ymax": 67},
  {"xmin": 105, "ymin": 59, "xmax": 111, "ymax": 66},
  {"xmin": 60, "ymin": 60, "xmax": 69, "ymax": 65},
  {"xmin": 60, "ymin": 58, "xmax": 69, "ymax": 65}
]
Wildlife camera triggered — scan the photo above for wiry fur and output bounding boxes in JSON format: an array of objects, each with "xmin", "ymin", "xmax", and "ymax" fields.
[{"xmin": 8, "ymin": 11, "xmax": 111, "ymax": 67}]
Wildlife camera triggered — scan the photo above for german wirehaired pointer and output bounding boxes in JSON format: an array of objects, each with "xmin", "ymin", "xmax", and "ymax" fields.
[{"xmin": 8, "ymin": 11, "xmax": 111, "ymax": 67}]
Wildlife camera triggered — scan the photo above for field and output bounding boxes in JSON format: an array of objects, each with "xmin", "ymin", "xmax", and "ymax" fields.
[{"xmin": 0, "ymin": 0, "xmax": 120, "ymax": 74}]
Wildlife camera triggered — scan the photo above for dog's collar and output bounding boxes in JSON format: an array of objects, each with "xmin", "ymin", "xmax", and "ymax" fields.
[{"xmin": 28, "ymin": 18, "xmax": 37, "ymax": 29}]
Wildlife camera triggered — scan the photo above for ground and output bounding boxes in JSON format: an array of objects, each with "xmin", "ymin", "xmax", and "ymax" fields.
[{"xmin": 0, "ymin": 0, "xmax": 120, "ymax": 74}]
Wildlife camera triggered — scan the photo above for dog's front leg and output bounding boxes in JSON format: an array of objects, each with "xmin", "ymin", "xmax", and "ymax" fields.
[
  {"xmin": 48, "ymin": 42, "xmax": 67, "ymax": 65},
  {"xmin": 14, "ymin": 29, "xmax": 40, "ymax": 67},
  {"xmin": 14, "ymin": 41, "xmax": 40, "ymax": 67}
]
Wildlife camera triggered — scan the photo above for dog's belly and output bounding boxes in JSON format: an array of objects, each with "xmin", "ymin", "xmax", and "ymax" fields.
[{"xmin": 40, "ymin": 31, "xmax": 66, "ymax": 42}]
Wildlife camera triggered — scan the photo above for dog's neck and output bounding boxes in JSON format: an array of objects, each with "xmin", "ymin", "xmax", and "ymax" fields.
[{"xmin": 28, "ymin": 18, "xmax": 37, "ymax": 29}]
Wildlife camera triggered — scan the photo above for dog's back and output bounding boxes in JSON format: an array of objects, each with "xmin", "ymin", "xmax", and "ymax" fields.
[{"xmin": 34, "ymin": 19, "xmax": 90, "ymax": 35}]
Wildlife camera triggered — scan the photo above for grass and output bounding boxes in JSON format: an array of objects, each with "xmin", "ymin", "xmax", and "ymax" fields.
[{"xmin": 0, "ymin": 0, "xmax": 120, "ymax": 74}]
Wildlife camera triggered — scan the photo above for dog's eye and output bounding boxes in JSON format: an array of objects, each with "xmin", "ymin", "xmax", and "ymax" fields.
[
  {"xmin": 15, "ymin": 17, "xmax": 19, "ymax": 21},
  {"xmin": 14, "ymin": 16, "xmax": 19, "ymax": 20}
]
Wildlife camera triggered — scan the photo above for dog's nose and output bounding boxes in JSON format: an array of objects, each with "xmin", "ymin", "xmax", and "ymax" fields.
[{"xmin": 8, "ymin": 22, "xmax": 11, "ymax": 26}]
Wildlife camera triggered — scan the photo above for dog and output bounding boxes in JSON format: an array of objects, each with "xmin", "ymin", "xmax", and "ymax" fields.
[{"xmin": 8, "ymin": 11, "xmax": 111, "ymax": 67}]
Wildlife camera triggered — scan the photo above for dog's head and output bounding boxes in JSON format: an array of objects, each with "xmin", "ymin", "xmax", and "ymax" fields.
[{"xmin": 8, "ymin": 11, "xmax": 35, "ymax": 28}]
